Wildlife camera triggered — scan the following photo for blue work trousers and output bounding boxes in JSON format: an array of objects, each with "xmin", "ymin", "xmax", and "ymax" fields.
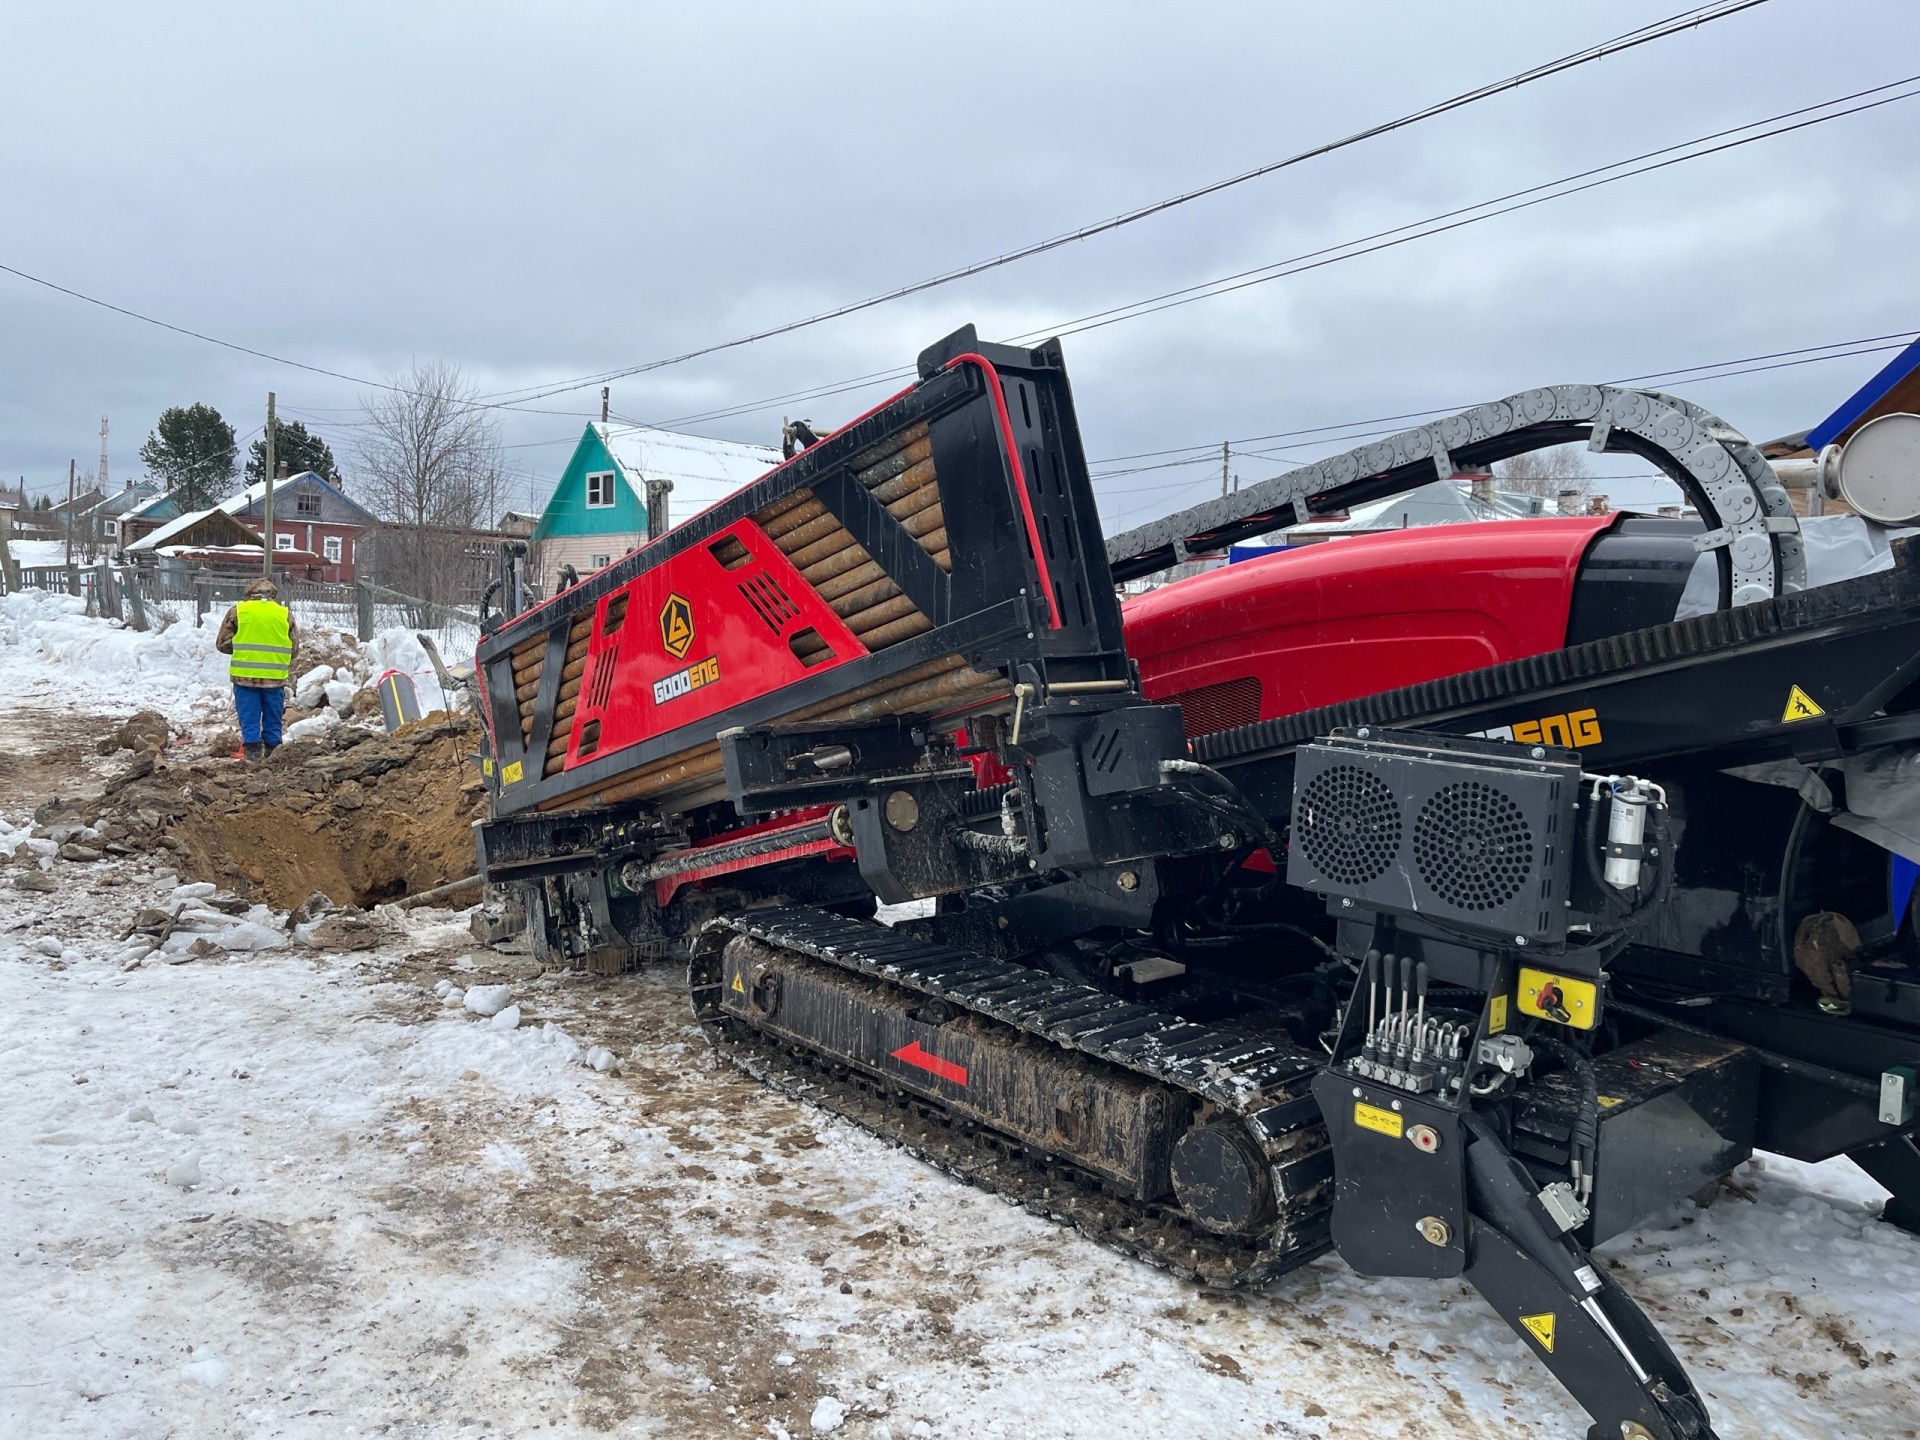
[{"xmin": 233, "ymin": 685, "xmax": 286, "ymax": 746}]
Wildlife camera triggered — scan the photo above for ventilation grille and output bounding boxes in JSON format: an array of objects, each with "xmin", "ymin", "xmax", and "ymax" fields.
[
  {"xmin": 1168, "ymin": 676, "xmax": 1262, "ymax": 738},
  {"xmin": 586, "ymin": 641, "xmax": 620, "ymax": 713},
  {"xmin": 1413, "ymin": 781, "xmax": 1534, "ymax": 911},
  {"xmin": 740, "ymin": 573, "xmax": 801, "ymax": 634},
  {"xmin": 1295, "ymin": 764, "xmax": 1401, "ymax": 886}
]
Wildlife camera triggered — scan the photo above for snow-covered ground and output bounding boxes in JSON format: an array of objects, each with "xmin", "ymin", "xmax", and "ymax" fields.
[
  {"xmin": 4, "ymin": 592, "xmax": 1919, "ymax": 1439},
  {"xmin": 0, "ymin": 588, "xmax": 462, "ymax": 723}
]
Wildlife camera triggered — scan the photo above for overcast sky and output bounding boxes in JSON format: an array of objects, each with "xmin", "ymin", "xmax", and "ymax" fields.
[{"xmin": 2, "ymin": 1, "xmax": 1915, "ymax": 523}]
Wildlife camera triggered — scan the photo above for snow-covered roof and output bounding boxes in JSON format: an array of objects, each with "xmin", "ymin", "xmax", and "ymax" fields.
[
  {"xmin": 123, "ymin": 489, "xmax": 181, "ymax": 522},
  {"xmin": 126, "ymin": 507, "xmax": 219, "ymax": 552},
  {"xmin": 595, "ymin": 422, "xmax": 781, "ymax": 524},
  {"xmin": 155, "ymin": 543, "xmax": 268, "ymax": 559},
  {"xmin": 126, "ymin": 506, "xmax": 266, "ymax": 553},
  {"xmin": 217, "ymin": 471, "xmax": 334, "ymax": 516}
]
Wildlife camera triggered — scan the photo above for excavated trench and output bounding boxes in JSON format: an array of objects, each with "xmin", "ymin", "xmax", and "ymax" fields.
[{"xmin": 85, "ymin": 713, "xmax": 487, "ymax": 910}]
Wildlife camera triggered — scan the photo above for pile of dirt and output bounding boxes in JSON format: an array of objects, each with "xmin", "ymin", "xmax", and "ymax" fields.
[{"xmin": 82, "ymin": 713, "xmax": 488, "ymax": 909}]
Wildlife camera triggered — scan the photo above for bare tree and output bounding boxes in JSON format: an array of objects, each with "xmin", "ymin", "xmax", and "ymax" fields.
[
  {"xmin": 357, "ymin": 362, "xmax": 507, "ymax": 609},
  {"xmin": 357, "ymin": 361, "xmax": 502, "ymax": 528},
  {"xmin": 1496, "ymin": 444, "xmax": 1592, "ymax": 505}
]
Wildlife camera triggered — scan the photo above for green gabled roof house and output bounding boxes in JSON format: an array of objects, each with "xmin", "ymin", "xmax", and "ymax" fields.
[{"xmin": 531, "ymin": 422, "xmax": 781, "ymax": 593}]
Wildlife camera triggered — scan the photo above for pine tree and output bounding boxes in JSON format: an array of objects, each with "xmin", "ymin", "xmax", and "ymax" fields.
[
  {"xmin": 246, "ymin": 418, "xmax": 341, "ymax": 485},
  {"xmin": 138, "ymin": 403, "xmax": 237, "ymax": 510}
]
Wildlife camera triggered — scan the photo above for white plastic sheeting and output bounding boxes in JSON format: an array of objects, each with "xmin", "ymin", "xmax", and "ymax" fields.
[{"xmin": 1677, "ymin": 514, "xmax": 1919, "ymax": 620}]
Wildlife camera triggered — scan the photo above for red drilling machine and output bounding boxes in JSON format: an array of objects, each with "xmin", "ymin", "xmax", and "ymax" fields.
[{"xmin": 472, "ymin": 326, "xmax": 1920, "ymax": 1438}]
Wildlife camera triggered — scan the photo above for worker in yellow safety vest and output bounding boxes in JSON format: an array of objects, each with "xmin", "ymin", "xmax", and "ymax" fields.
[{"xmin": 215, "ymin": 577, "xmax": 300, "ymax": 761}]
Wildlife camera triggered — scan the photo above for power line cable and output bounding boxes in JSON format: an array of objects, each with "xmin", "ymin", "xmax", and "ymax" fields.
[
  {"xmin": 634, "ymin": 80, "xmax": 1917, "ymax": 444},
  {"xmin": 477, "ymin": 0, "xmax": 1775, "ymax": 407},
  {"xmin": 0, "ymin": 2, "xmax": 1791, "ymax": 433},
  {"xmin": 1016, "ymin": 78, "xmax": 1920, "ymax": 347}
]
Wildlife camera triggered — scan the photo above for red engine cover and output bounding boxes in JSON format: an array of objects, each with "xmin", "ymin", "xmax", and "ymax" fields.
[
  {"xmin": 1123, "ymin": 517, "xmax": 1613, "ymax": 734},
  {"xmin": 565, "ymin": 518, "xmax": 867, "ymax": 769}
]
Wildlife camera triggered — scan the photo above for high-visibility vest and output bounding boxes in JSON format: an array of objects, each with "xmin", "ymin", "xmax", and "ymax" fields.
[{"xmin": 230, "ymin": 599, "xmax": 293, "ymax": 684}]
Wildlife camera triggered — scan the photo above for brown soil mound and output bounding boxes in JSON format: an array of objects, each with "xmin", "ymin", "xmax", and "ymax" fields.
[{"xmin": 89, "ymin": 713, "xmax": 488, "ymax": 909}]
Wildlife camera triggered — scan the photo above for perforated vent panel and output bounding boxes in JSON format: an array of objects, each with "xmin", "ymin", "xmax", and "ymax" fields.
[
  {"xmin": 1286, "ymin": 731, "xmax": 1577, "ymax": 946},
  {"xmin": 1413, "ymin": 782, "xmax": 1534, "ymax": 911},
  {"xmin": 1168, "ymin": 676, "xmax": 1262, "ymax": 738},
  {"xmin": 1296, "ymin": 764, "xmax": 1401, "ymax": 886}
]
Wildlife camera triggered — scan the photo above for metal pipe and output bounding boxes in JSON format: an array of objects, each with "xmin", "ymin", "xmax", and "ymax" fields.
[
  {"xmin": 870, "ymin": 458, "xmax": 937, "ymax": 504},
  {"xmin": 827, "ymin": 576, "xmax": 902, "ymax": 616},
  {"xmin": 901, "ymin": 504, "xmax": 945, "ymax": 540},
  {"xmin": 815, "ymin": 559, "xmax": 889, "ymax": 603},
  {"xmin": 885, "ymin": 481, "xmax": 943, "ymax": 522},
  {"xmin": 773, "ymin": 510, "xmax": 848, "ymax": 554},
  {"xmin": 760, "ymin": 496, "xmax": 828, "ymax": 539},
  {"xmin": 849, "ymin": 595, "xmax": 921, "ymax": 637},
  {"xmin": 857, "ymin": 611, "xmax": 934, "ymax": 650},
  {"xmin": 397, "ymin": 873, "xmax": 484, "ymax": 909},
  {"xmin": 791, "ymin": 531, "xmax": 863, "ymax": 571},
  {"xmin": 798, "ymin": 544, "xmax": 877, "ymax": 587}
]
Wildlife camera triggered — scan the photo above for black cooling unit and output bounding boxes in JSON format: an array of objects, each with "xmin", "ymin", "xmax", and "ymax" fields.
[{"xmin": 1287, "ymin": 729, "xmax": 1580, "ymax": 946}]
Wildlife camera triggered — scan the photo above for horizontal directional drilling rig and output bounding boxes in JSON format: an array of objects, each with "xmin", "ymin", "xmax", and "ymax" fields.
[{"xmin": 473, "ymin": 326, "xmax": 1920, "ymax": 1438}]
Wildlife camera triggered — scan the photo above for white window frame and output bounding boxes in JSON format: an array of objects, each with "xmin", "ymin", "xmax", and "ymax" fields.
[
  {"xmin": 322, "ymin": 535, "xmax": 343, "ymax": 563},
  {"xmin": 585, "ymin": 470, "xmax": 617, "ymax": 509},
  {"xmin": 274, "ymin": 533, "xmax": 296, "ymax": 551},
  {"xmin": 589, "ymin": 553, "xmax": 612, "ymax": 571}
]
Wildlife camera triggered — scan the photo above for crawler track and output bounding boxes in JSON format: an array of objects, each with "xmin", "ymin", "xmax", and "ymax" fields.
[{"xmin": 690, "ymin": 906, "xmax": 1335, "ymax": 1288}]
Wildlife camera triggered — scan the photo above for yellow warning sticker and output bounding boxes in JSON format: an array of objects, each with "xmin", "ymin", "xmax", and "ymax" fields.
[
  {"xmin": 730, "ymin": 972, "xmax": 745, "ymax": 995},
  {"xmin": 1353, "ymin": 1101, "xmax": 1404, "ymax": 1139},
  {"xmin": 1488, "ymin": 994, "xmax": 1509, "ymax": 1034},
  {"xmin": 1782, "ymin": 685, "xmax": 1825, "ymax": 723},
  {"xmin": 501, "ymin": 760, "xmax": 525, "ymax": 785},
  {"xmin": 1520, "ymin": 1311, "xmax": 1556, "ymax": 1352},
  {"xmin": 481, "ymin": 757, "xmax": 494, "ymax": 776}
]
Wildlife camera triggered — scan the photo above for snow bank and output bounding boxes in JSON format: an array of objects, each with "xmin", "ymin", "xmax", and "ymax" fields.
[
  {"xmin": 362, "ymin": 628, "xmax": 466, "ymax": 716},
  {"xmin": 0, "ymin": 589, "xmax": 467, "ymax": 726},
  {"xmin": 0, "ymin": 589, "xmax": 228, "ymax": 719}
]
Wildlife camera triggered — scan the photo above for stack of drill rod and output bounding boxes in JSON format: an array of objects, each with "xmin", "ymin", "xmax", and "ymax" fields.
[
  {"xmin": 750, "ymin": 419, "xmax": 950, "ymax": 659},
  {"xmin": 524, "ymin": 420, "xmax": 1004, "ymax": 814}
]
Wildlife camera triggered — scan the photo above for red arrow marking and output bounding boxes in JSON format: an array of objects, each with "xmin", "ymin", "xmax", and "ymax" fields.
[{"xmin": 891, "ymin": 1040, "xmax": 968, "ymax": 1086}]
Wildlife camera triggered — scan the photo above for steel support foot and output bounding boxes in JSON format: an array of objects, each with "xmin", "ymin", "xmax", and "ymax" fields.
[{"xmin": 1461, "ymin": 1115, "xmax": 1716, "ymax": 1440}]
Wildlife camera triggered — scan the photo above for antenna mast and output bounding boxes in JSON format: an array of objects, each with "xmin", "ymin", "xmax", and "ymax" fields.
[{"xmin": 98, "ymin": 415, "xmax": 109, "ymax": 491}]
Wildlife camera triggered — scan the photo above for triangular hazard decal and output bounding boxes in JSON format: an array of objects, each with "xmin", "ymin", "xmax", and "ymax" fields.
[
  {"xmin": 730, "ymin": 972, "xmax": 745, "ymax": 995},
  {"xmin": 1782, "ymin": 685, "xmax": 1825, "ymax": 723},
  {"xmin": 1520, "ymin": 1311, "xmax": 1556, "ymax": 1352}
]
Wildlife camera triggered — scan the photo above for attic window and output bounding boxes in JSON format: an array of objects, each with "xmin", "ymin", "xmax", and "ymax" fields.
[
  {"xmin": 585, "ymin": 471, "xmax": 617, "ymax": 508},
  {"xmin": 296, "ymin": 491, "xmax": 321, "ymax": 515}
]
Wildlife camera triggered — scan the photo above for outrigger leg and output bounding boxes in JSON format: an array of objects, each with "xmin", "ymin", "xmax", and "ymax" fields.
[{"xmin": 1460, "ymin": 1115, "xmax": 1715, "ymax": 1440}]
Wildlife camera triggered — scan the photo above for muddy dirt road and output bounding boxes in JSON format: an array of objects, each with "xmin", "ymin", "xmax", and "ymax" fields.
[{"xmin": 4, "ymin": 705, "xmax": 1917, "ymax": 1439}]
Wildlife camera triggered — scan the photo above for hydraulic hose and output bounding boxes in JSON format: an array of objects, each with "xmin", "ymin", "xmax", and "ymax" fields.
[{"xmin": 1529, "ymin": 1034, "xmax": 1600, "ymax": 1201}]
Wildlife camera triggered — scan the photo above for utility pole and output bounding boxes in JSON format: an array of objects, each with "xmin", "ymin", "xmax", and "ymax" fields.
[
  {"xmin": 65, "ymin": 459, "xmax": 76, "ymax": 566},
  {"xmin": 98, "ymin": 416, "xmax": 109, "ymax": 492},
  {"xmin": 262, "ymin": 392, "xmax": 276, "ymax": 577},
  {"xmin": 1221, "ymin": 440, "xmax": 1231, "ymax": 498}
]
